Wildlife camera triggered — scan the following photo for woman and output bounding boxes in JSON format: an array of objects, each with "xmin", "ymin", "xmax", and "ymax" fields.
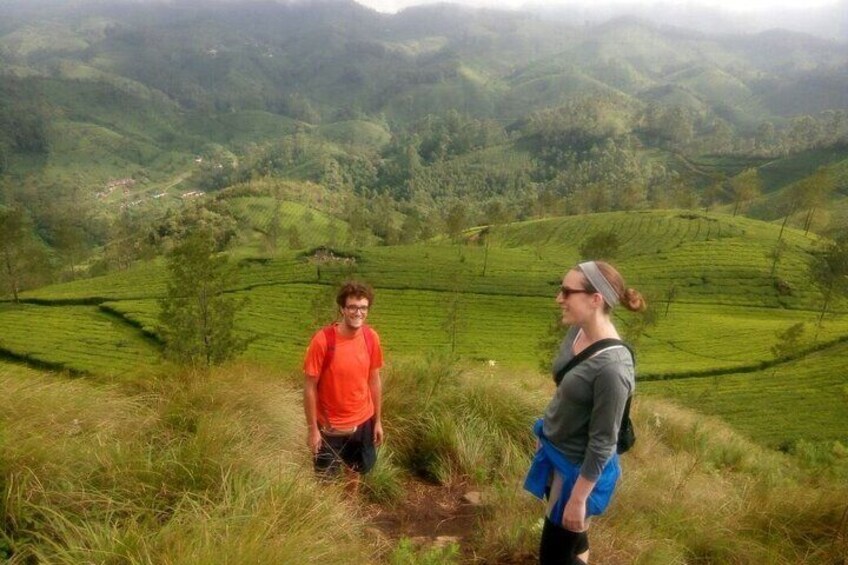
[{"xmin": 525, "ymin": 260, "xmax": 646, "ymax": 565}]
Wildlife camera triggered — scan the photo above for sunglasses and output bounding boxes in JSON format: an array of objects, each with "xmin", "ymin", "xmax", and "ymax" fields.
[{"xmin": 558, "ymin": 286, "xmax": 593, "ymax": 298}]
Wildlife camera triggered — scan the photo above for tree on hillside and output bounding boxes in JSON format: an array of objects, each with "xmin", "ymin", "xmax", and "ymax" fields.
[
  {"xmin": 809, "ymin": 231, "xmax": 848, "ymax": 328},
  {"xmin": 643, "ymin": 104, "xmax": 694, "ymax": 148},
  {"xmin": 771, "ymin": 322, "xmax": 806, "ymax": 360},
  {"xmin": 579, "ymin": 230, "xmax": 620, "ymax": 261},
  {"xmin": 443, "ymin": 279, "xmax": 467, "ymax": 355},
  {"xmin": 0, "ymin": 206, "xmax": 50, "ymax": 302},
  {"xmin": 321, "ymin": 157, "xmax": 347, "ymax": 192},
  {"xmin": 105, "ymin": 207, "xmax": 155, "ymax": 271},
  {"xmin": 52, "ymin": 216, "xmax": 89, "ymax": 281},
  {"xmin": 793, "ymin": 167, "xmax": 836, "ymax": 235},
  {"xmin": 768, "ymin": 239, "xmax": 789, "ymax": 278},
  {"xmin": 444, "ymin": 202, "xmax": 468, "ymax": 243},
  {"xmin": 263, "ymin": 187, "xmax": 284, "ymax": 254},
  {"xmin": 703, "ymin": 119, "xmax": 735, "ymax": 155},
  {"xmin": 150, "ymin": 201, "xmax": 238, "ymax": 253},
  {"xmin": 729, "ymin": 168, "xmax": 762, "ymax": 217},
  {"xmin": 371, "ymin": 192, "xmax": 400, "ymax": 245},
  {"xmin": 157, "ymin": 230, "xmax": 249, "ymax": 367},
  {"xmin": 343, "ymin": 193, "xmax": 371, "ymax": 247},
  {"xmin": 702, "ymin": 175, "xmax": 728, "ymax": 211}
]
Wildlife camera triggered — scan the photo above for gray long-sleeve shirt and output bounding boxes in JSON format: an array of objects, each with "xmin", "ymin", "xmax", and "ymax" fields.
[{"xmin": 542, "ymin": 326, "xmax": 635, "ymax": 482}]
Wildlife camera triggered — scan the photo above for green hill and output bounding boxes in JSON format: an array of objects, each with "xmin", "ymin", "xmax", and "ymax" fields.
[
  {"xmin": 1, "ymin": 4, "xmax": 847, "ymax": 561},
  {"xmin": 7, "ymin": 210, "xmax": 846, "ymax": 380},
  {"xmin": 2, "ymin": 1, "xmax": 845, "ymax": 163}
]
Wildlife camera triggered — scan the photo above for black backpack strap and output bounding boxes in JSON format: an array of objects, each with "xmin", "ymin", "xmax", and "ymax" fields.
[{"xmin": 554, "ymin": 338, "xmax": 634, "ymax": 386}]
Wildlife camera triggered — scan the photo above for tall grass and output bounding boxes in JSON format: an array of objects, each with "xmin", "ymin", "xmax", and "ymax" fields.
[
  {"xmin": 0, "ymin": 364, "xmax": 377, "ymax": 563},
  {"xmin": 380, "ymin": 355, "xmax": 542, "ymax": 486},
  {"xmin": 2, "ymin": 360, "xmax": 846, "ymax": 563},
  {"xmin": 390, "ymin": 372, "xmax": 848, "ymax": 565},
  {"xmin": 589, "ymin": 398, "xmax": 848, "ymax": 564}
]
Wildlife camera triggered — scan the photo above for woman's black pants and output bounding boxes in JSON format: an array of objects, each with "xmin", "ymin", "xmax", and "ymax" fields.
[{"xmin": 539, "ymin": 517, "xmax": 589, "ymax": 565}]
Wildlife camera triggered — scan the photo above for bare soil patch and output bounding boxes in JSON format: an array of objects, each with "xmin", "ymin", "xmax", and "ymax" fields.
[{"xmin": 367, "ymin": 478, "xmax": 537, "ymax": 564}]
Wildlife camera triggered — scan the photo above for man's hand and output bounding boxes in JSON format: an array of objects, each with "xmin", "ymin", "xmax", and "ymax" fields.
[
  {"xmin": 373, "ymin": 420, "xmax": 384, "ymax": 447},
  {"xmin": 307, "ymin": 427, "xmax": 322, "ymax": 455}
]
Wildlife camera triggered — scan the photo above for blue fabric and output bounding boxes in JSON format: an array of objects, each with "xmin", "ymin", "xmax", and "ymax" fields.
[{"xmin": 524, "ymin": 419, "xmax": 620, "ymax": 519}]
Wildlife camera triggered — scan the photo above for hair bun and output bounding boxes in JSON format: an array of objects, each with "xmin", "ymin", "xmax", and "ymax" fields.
[{"xmin": 623, "ymin": 288, "xmax": 647, "ymax": 312}]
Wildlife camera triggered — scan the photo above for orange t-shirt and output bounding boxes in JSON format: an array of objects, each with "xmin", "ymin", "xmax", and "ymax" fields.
[{"xmin": 303, "ymin": 325, "xmax": 384, "ymax": 429}]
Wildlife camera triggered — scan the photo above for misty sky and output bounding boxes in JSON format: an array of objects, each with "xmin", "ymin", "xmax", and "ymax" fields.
[{"xmin": 357, "ymin": 0, "xmax": 838, "ymax": 14}]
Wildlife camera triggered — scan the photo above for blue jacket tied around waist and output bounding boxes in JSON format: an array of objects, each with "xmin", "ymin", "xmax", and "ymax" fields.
[{"xmin": 524, "ymin": 419, "xmax": 620, "ymax": 518}]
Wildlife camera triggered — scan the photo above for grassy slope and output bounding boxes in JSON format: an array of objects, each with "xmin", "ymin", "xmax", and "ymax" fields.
[
  {"xmin": 1, "ymin": 359, "xmax": 845, "ymax": 564},
  {"xmin": 0, "ymin": 362, "xmax": 377, "ymax": 563}
]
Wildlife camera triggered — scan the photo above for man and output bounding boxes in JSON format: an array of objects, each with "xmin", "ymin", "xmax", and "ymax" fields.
[{"xmin": 303, "ymin": 281, "xmax": 384, "ymax": 485}]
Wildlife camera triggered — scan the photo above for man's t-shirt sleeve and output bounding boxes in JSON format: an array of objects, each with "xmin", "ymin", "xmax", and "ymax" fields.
[{"xmin": 303, "ymin": 330, "xmax": 328, "ymax": 379}]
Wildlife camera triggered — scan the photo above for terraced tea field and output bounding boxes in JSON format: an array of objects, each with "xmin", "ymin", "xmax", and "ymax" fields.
[
  {"xmin": 226, "ymin": 196, "xmax": 355, "ymax": 253},
  {"xmin": 4, "ymin": 210, "xmax": 847, "ymax": 445},
  {"xmin": 89, "ymin": 292, "xmax": 848, "ymax": 374},
  {"xmin": 641, "ymin": 340, "xmax": 848, "ymax": 447},
  {"xmin": 0, "ymin": 303, "xmax": 160, "ymax": 374}
]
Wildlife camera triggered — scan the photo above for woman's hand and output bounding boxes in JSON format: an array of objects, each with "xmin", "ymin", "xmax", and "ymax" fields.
[{"xmin": 562, "ymin": 496, "xmax": 587, "ymax": 532}]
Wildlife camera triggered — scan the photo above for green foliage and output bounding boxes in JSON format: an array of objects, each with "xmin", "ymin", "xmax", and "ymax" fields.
[
  {"xmin": 578, "ymin": 229, "xmax": 620, "ymax": 261},
  {"xmin": 382, "ymin": 356, "xmax": 538, "ymax": 484},
  {"xmin": 728, "ymin": 168, "xmax": 763, "ymax": 216},
  {"xmin": 224, "ymin": 195, "xmax": 350, "ymax": 253},
  {"xmin": 523, "ymin": 95, "xmax": 638, "ymax": 155},
  {"xmin": 0, "ymin": 77, "xmax": 50, "ymax": 156},
  {"xmin": 809, "ymin": 230, "xmax": 848, "ymax": 325},
  {"xmin": 389, "ymin": 537, "xmax": 460, "ymax": 565},
  {"xmin": 771, "ymin": 322, "xmax": 807, "ymax": 359},
  {"xmin": 157, "ymin": 231, "xmax": 249, "ymax": 367},
  {"xmin": 16, "ymin": 210, "xmax": 848, "ymax": 379},
  {"xmin": 0, "ymin": 206, "xmax": 52, "ymax": 301},
  {"xmin": 537, "ymin": 309, "xmax": 566, "ymax": 374},
  {"xmin": 149, "ymin": 200, "xmax": 239, "ymax": 253}
]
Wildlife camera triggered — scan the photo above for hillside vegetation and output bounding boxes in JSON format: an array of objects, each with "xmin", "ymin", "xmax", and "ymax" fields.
[
  {"xmin": 1, "ymin": 358, "xmax": 845, "ymax": 563},
  {"xmin": 3, "ymin": 210, "xmax": 847, "ymax": 451},
  {"xmin": 1, "ymin": 0, "xmax": 847, "ymax": 236},
  {"xmin": 1, "ymin": 2, "xmax": 847, "ymax": 562}
]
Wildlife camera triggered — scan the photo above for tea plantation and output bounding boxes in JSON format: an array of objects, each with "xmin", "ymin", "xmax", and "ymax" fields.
[{"xmin": 3, "ymin": 210, "xmax": 847, "ymax": 445}]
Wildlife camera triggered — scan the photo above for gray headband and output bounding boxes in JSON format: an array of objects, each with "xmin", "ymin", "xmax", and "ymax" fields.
[{"xmin": 578, "ymin": 261, "xmax": 619, "ymax": 308}]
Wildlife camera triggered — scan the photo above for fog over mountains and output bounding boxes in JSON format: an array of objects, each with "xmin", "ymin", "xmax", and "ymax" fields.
[
  {"xmin": 1, "ymin": 0, "xmax": 847, "ymax": 40},
  {"xmin": 1, "ymin": 0, "xmax": 846, "ymax": 219}
]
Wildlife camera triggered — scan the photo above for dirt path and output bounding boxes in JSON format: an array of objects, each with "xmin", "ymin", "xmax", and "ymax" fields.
[
  {"xmin": 367, "ymin": 478, "xmax": 535, "ymax": 563},
  {"xmin": 369, "ymin": 480, "xmax": 477, "ymax": 542}
]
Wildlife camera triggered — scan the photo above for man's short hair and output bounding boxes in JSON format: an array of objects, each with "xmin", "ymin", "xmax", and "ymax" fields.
[{"xmin": 336, "ymin": 281, "xmax": 374, "ymax": 308}]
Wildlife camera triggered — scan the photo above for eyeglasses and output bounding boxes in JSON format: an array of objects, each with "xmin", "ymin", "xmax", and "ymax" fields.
[
  {"xmin": 343, "ymin": 305, "xmax": 370, "ymax": 313},
  {"xmin": 558, "ymin": 286, "xmax": 592, "ymax": 298}
]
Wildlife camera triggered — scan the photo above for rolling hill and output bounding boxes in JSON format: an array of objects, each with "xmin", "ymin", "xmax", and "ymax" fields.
[
  {"xmin": 1, "ymin": 0, "xmax": 846, "ymax": 205},
  {"xmin": 2, "ymin": 210, "xmax": 846, "ymax": 448}
]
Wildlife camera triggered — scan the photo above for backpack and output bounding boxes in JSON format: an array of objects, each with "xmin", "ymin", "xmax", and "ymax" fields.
[
  {"xmin": 319, "ymin": 323, "xmax": 376, "ymax": 376},
  {"xmin": 554, "ymin": 338, "xmax": 637, "ymax": 455}
]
